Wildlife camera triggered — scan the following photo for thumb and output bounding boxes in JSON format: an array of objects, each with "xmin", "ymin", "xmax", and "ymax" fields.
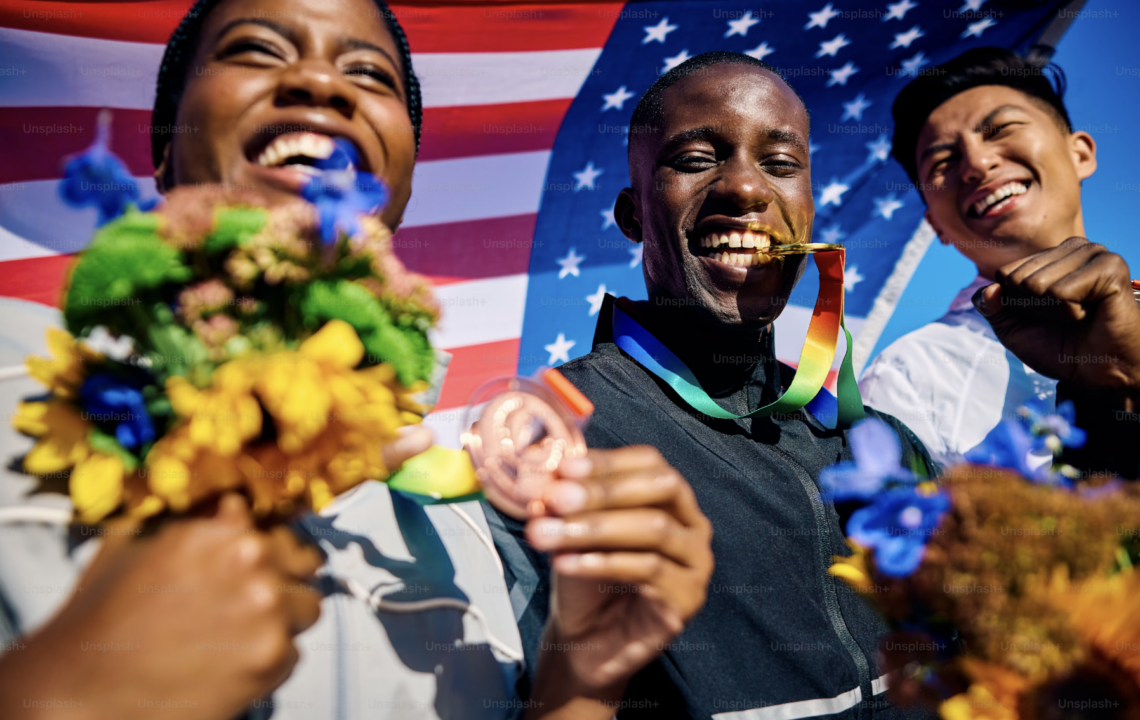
[
  {"xmin": 381, "ymin": 424, "xmax": 434, "ymax": 470},
  {"xmin": 972, "ymin": 283, "xmax": 1003, "ymax": 318},
  {"xmin": 214, "ymin": 491, "xmax": 256, "ymax": 530}
]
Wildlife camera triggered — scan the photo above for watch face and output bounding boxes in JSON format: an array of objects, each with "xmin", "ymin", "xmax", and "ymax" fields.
[{"xmin": 463, "ymin": 378, "xmax": 587, "ymax": 519}]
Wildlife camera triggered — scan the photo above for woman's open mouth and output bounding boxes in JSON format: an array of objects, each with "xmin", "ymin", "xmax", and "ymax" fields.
[{"xmin": 253, "ymin": 132, "xmax": 352, "ymax": 177}]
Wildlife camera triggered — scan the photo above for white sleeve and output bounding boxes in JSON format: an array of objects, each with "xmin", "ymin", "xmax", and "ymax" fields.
[{"xmin": 859, "ymin": 350, "xmax": 955, "ymax": 469}]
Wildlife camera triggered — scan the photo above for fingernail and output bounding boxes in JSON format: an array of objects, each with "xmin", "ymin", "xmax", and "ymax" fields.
[
  {"xmin": 577, "ymin": 552, "xmax": 604, "ymax": 568},
  {"xmin": 529, "ymin": 518, "xmax": 565, "ymax": 548},
  {"xmin": 555, "ymin": 553, "xmax": 581, "ymax": 572},
  {"xmin": 548, "ymin": 482, "xmax": 587, "ymax": 513},
  {"xmin": 560, "ymin": 457, "xmax": 592, "ymax": 478}
]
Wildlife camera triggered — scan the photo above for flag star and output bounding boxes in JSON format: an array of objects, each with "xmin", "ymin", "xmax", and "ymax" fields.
[
  {"xmin": 809, "ymin": 140, "xmax": 821, "ymax": 156},
  {"xmin": 643, "ymin": 17, "xmax": 678, "ymax": 44},
  {"xmin": 725, "ymin": 11, "xmax": 761, "ymax": 37},
  {"xmin": 744, "ymin": 41, "xmax": 775, "ymax": 61},
  {"xmin": 629, "ymin": 244, "xmax": 643, "ymax": 268},
  {"xmin": 662, "ymin": 49, "xmax": 691, "ymax": 74},
  {"xmin": 883, "ymin": 0, "xmax": 918, "ymax": 21},
  {"xmin": 827, "ymin": 62, "xmax": 860, "ymax": 87},
  {"xmin": 573, "ymin": 161, "xmax": 603, "ymax": 191},
  {"xmin": 899, "ymin": 51, "xmax": 929, "ymax": 77},
  {"xmin": 819, "ymin": 223, "xmax": 846, "ymax": 244},
  {"xmin": 841, "ymin": 93, "xmax": 872, "ymax": 121},
  {"xmin": 819, "ymin": 179, "xmax": 850, "ymax": 207},
  {"xmin": 958, "ymin": 0, "xmax": 987, "ymax": 11},
  {"xmin": 844, "ymin": 265, "xmax": 865, "ymax": 292},
  {"xmin": 586, "ymin": 284, "xmax": 608, "ymax": 316},
  {"xmin": 962, "ymin": 16, "xmax": 996, "ymax": 38},
  {"xmin": 557, "ymin": 247, "xmax": 585, "ymax": 279},
  {"xmin": 816, "ymin": 34, "xmax": 851, "ymax": 58},
  {"xmin": 602, "ymin": 85, "xmax": 635, "ymax": 111},
  {"xmin": 865, "ymin": 134, "xmax": 892, "ymax": 163},
  {"xmin": 874, "ymin": 193, "xmax": 905, "ymax": 220},
  {"xmin": 544, "ymin": 333, "xmax": 576, "ymax": 365},
  {"xmin": 890, "ymin": 25, "xmax": 924, "ymax": 49},
  {"xmin": 805, "ymin": 3, "xmax": 840, "ymax": 30},
  {"xmin": 600, "ymin": 208, "xmax": 616, "ymax": 230}
]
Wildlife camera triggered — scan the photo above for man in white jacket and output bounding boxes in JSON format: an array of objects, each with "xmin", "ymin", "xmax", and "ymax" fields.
[{"xmin": 859, "ymin": 47, "xmax": 1101, "ymax": 468}]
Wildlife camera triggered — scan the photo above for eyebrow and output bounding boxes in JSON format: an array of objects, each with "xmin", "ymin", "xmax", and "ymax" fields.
[
  {"xmin": 919, "ymin": 104, "xmax": 1028, "ymax": 163},
  {"xmin": 212, "ymin": 18, "xmax": 401, "ymax": 73},
  {"xmin": 974, "ymin": 104, "xmax": 1025, "ymax": 132},
  {"xmin": 659, "ymin": 126, "xmax": 808, "ymax": 154}
]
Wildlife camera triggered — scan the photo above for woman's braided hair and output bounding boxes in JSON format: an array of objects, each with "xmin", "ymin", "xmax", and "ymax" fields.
[{"xmin": 151, "ymin": 0, "xmax": 422, "ymax": 173}]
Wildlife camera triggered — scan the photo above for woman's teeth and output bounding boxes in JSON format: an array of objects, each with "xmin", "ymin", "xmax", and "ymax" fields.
[
  {"xmin": 255, "ymin": 132, "xmax": 337, "ymax": 174},
  {"xmin": 699, "ymin": 231, "xmax": 772, "ymax": 266},
  {"xmin": 973, "ymin": 181, "xmax": 1028, "ymax": 216}
]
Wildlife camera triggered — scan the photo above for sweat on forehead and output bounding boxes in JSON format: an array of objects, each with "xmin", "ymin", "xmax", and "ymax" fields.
[
  {"xmin": 626, "ymin": 51, "xmax": 809, "ymax": 171},
  {"xmin": 150, "ymin": 0, "xmax": 423, "ymax": 170}
]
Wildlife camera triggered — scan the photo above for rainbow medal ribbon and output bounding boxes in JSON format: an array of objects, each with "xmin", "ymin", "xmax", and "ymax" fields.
[{"xmin": 612, "ymin": 245, "xmax": 864, "ymax": 430}]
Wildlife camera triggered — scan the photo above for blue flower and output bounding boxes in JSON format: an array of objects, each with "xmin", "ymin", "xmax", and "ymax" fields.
[
  {"xmin": 302, "ymin": 139, "xmax": 388, "ymax": 245},
  {"xmin": 820, "ymin": 417, "xmax": 916, "ymax": 501},
  {"xmin": 1020, "ymin": 398, "xmax": 1087, "ymax": 453},
  {"xmin": 964, "ymin": 417, "xmax": 1044, "ymax": 480},
  {"xmin": 848, "ymin": 488, "xmax": 950, "ymax": 577},
  {"xmin": 79, "ymin": 372, "xmax": 156, "ymax": 450},
  {"xmin": 59, "ymin": 110, "xmax": 157, "ymax": 225}
]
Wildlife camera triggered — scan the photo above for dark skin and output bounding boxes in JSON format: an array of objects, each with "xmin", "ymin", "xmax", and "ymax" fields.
[
  {"xmin": 1, "ymin": 0, "xmax": 712, "ymax": 717},
  {"xmin": 615, "ymin": 63, "xmax": 813, "ymax": 384},
  {"xmin": 156, "ymin": 0, "xmax": 417, "ymax": 230}
]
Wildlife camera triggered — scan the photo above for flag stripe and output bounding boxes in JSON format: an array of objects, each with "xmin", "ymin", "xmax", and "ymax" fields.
[
  {"xmin": 0, "ymin": 1, "xmax": 622, "ymax": 53},
  {"xmin": 0, "ymin": 254, "xmax": 73, "ymax": 308},
  {"xmin": 0, "ymin": 152, "xmax": 547, "ymax": 258},
  {"xmin": 434, "ymin": 338, "xmax": 520, "ymax": 411},
  {"xmin": 0, "ymin": 100, "xmax": 572, "ymax": 185},
  {"xmin": 0, "ymin": 28, "xmax": 602, "ymax": 111},
  {"xmin": 393, "ymin": 213, "xmax": 536, "ymax": 281}
]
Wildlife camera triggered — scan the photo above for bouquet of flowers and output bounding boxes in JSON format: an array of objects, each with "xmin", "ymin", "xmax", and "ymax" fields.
[
  {"xmin": 13, "ymin": 115, "xmax": 476, "ymax": 525},
  {"xmin": 822, "ymin": 404, "xmax": 1140, "ymax": 720}
]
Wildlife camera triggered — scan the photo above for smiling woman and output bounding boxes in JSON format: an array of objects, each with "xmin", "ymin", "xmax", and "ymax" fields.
[{"xmin": 152, "ymin": 0, "xmax": 420, "ymax": 230}]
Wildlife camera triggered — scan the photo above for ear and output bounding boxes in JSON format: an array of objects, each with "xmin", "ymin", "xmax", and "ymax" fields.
[
  {"xmin": 1069, "ymin": 130, "xmax": 1097, "ymax": 182},
  {"xmin": 924, "ymin": 209, "xmax": 950, "ymax": 246},
  {"xmin": 614, "ymin": 188, "xmax": 642, "ymax": 243},
  {"xmin": 154, "ymin": 143, "xmax": 174, "ymax": 195}
]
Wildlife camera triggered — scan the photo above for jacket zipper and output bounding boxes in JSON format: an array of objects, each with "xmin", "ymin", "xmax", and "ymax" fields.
[{"xmin": 770, "ymin": 442, "xmax": 874, "ymax": 720}]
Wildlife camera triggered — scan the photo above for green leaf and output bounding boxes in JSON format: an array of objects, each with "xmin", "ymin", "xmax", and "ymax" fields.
[
  {"xmin": 87, "ymin": 428, "xmax": 139, "ymax": 472},
  {"xmin": 298, "ymin": 279, "xmax": 434, "ymax": 385},
  {"xmin": 64, "ymin": 211, "xmax": 193, "ymax": 335},
  {"xmin": 146, "ymin": 323, "xmax": 210, "ymax": 382},
  {"xmin": 203, "ymin": 207, "xmax": 268, "ymax": 254}
]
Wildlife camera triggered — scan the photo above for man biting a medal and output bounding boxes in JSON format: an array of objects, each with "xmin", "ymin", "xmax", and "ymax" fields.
[{"xmin": 490, "ymin": 50, "xmax": 1140, "ymax": 720}]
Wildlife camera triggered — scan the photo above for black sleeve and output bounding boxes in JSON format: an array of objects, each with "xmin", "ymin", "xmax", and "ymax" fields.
[{"xmin": 1055, "ymin": 382, "xmax": 1140, "ymax": 480}]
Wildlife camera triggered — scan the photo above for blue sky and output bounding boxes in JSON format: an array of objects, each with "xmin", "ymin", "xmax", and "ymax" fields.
[{"xmin": 867, "ymin": 0, "xmax": 1140, "ymax": 364}]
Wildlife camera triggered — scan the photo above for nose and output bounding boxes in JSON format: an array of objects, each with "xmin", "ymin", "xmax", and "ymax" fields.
[
  {"xmin": 708, "ymin": 152, "xmax": 776, "ymax": 212},
  {"xmin": 959, "ymin": 136, "xmax": 999, "ymax": 186},
  {"xmin": 274, "ymin": 61, "xmax": 358, "ymax": 118}
]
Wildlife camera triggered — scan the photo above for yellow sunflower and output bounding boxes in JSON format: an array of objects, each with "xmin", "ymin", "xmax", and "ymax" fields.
[{"xmin": 25, "ymin": 328, "xmax": 102, "ymax": 400}]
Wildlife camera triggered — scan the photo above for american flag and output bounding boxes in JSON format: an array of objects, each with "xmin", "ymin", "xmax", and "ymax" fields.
[{"xmin": 0, "ymin": 0, "xmax": 1074, "ymax": 445}]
